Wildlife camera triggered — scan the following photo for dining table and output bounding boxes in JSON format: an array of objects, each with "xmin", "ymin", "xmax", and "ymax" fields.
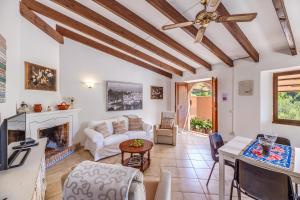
[{"xmin": 218, "ymin": 136, "xmax": 300, "ymax": 200}]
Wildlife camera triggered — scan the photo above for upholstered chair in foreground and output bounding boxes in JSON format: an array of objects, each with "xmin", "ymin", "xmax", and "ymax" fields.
[{"xmin": 153, "ymin": 111, "xmax": 178, "ymax": 146}]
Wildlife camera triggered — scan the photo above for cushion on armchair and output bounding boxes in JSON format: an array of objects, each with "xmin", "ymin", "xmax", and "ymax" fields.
[
  {"xmin": 129, "ymin": 118, "xmax": 143, "ymax": 131},
  {"xmin": 160, "ymin": 118, "xmax": 175, "ymax": 129}
]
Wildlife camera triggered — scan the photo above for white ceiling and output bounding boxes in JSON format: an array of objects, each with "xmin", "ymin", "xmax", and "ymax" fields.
[{"xmin": 38, "ymin": 0, "xmax": 300, "ymax": 74}]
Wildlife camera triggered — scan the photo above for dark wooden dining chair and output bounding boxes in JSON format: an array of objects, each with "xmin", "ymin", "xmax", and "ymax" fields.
[
  {"xmin": 206, "ymin": 132, "xmax": 235, "ymax": 186},
  {"xmin": 230, "ymin": 159, "xmax": 297, "ymax": 200},
  {"xmin": 256, "ymin": 134, "xmax": 298, "ymax": 194},
  {"xmin": 256, "ymin": 134, "xmax": 291, "ymax": 146}
]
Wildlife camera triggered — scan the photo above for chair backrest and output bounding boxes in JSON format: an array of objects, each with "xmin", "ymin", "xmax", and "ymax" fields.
[
  {"xmin": 161, "ymin": 112, "xmax": 176, "ymax": 120},
  {"xmin": 235, "ymin": 159, "xmax": 294, "ymax": 200},
  {"xmin": 256, "ymin": 134, "xmax": 291, "ymax": 146},
  {"xmin": 208, "ymin": 132, "xmax": 224, "ymax": 162}
]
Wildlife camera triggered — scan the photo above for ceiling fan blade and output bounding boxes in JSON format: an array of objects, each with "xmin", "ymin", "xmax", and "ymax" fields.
[
  {"xmin": 205, "ymin": 0, "xmax": 221, "ymax": 13},
  {"xmin": 162, "ymin": 21, "xmax": 194, "ymax": 30},
  {"xmin": 195, "ymin": 27, "xmax": 206, "ymax": 43},
  {"xmin": 216, "ymin": 13, "xmax": 257, "ymax": 22}
]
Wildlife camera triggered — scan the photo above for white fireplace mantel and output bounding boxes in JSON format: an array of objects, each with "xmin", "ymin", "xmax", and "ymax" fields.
[{"xmin": 26, "ymin": 109, "xmax": 81, "ymax": 146}]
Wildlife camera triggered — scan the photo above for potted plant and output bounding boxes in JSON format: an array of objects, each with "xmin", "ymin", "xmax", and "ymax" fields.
[{"xmin": 202, "ymin": 119, "xmax": 212, "ymax": 134}]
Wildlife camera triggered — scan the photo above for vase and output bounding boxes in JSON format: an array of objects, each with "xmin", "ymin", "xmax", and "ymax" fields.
[{"xmin": 34, "ymin": 104, "xmax": 42, "ymax": 112}]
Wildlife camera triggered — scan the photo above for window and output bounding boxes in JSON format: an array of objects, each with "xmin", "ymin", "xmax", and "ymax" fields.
[{"xmin": 273, "ymin": 70, "xmax": 300, "ymax": 126}]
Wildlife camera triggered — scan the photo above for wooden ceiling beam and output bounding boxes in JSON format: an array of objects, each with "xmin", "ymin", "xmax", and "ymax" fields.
[
  {"xmin": 57, "ymin": 26, "xmax": 172, "ymax": 78},
  {"xmin": 51, "ymin": 0, "xmax": 197, "ymax": 73},
  {"xmin": 93, "ymin": 0, "xmax": 212, "ymax": 70},
  {"xmin": 216, "ymin": 3, "xmax": 259, "ymax": 62},
  {"xmin": 19, "ymin": 2, "xmax": 64, "ymax": 44},
  {"xmin": 272, "ymin": 0, "xmax": 297, "ymax": 55},
  {"xmin": 146, "ymin": 0, "xmax": 234, "ymax": 67},
  {"xmin": 21, "ymin": 0, "xmax": 182, "ymax": 76}
]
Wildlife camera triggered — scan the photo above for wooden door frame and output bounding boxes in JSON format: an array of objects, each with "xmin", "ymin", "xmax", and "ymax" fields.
[{"xmin": 212, "ymin": 77, "xmax": 218, "ymax": 132}]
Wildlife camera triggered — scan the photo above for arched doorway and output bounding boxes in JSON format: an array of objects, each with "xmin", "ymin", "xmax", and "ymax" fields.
[{"xmin": 175, "ymin": 77, "xmax": 218, "ymax": 134}]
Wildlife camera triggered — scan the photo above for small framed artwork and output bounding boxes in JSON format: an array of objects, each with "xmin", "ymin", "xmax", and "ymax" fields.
[
  {"xmin": 25, "ymin": 62, "xmax": 57, "ymax": 91},
  {"xmin": 238, "ymin": 80, "xmax": 254, "ymax": 96},
  {"xmin": 151, "ymin": 86, "xmax": 163, "ymax": 99}
]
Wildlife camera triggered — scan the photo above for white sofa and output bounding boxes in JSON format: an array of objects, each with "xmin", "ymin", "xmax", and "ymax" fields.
[{"xmin": 84, "ymin": 116, "xmax": 152, "ymax": 161}]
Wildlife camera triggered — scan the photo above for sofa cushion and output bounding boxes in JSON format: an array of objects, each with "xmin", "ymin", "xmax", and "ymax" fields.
[
  {"xmin": 129, "ymin": 118, "xmax": 143, "ymax": 131},
  {"xmin": 103, "ymin": 134, "xmax": 129, "ymax": 146},
  {"xmin": 156, "ymin": 129, "xmax": 173, "ymax": 137},
  {"xmin": 161, "ymin": 118, "xmax": 174, "ymax": 129},
  {"xmin": 112, "ymin": 120, "xmax": 127, "ymax": 134},
  {"xmin": 95, "ymin": 122, "xmax": 110, "ymax": 138}
]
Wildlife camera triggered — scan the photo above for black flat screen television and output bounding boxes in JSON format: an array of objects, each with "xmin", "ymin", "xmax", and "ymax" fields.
[{"xmin": 0, "ymin": 113, "xmax": 26, "ymax": 171}]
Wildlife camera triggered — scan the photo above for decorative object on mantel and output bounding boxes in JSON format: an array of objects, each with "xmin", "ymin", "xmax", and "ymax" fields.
[
  {"xmin": 63, "ymin": 96, "xmax": 75, "ymax": 109},
  {"xmin": 107, "ymin": 81, "xmax": 143, "ymax": 111},
  {"xmin": 33, "ymin": 104, "xmax": 43, "ymax": 113},
  {"xmin": 25, "ymin": 61, "xmax": 57, "ymax": 91},
  {"xmin": 151, "ymin": 86, "xmax": 163, "ymax": 99},
  {"xmin": 238, "ymin": 80, "xmax": 254, "ymax": 96},
  {"xmin": 57, "ymin": 102, "xmax": 70, "ymax": 110},
  {"xmin": 0, "ymin": 34, "xmax": 7, "ymax": 103},
  {"xmin": 46, "ymin": 106, "xmax": 53, "ymax": 112},
  {"xmin": 17, "ymin": 101, "xmax": 30, "ymax": 114}
]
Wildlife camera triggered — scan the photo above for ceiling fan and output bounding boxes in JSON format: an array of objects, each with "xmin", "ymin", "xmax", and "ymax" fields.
[{"xmin": 162, "ymin": 0, "xmax": 257, "ymax": 43}]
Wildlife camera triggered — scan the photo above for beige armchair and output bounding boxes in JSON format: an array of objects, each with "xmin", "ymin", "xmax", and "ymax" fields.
[{"xmin": 154, "ymin": 111, "xmax": 178, "ymax": 146}]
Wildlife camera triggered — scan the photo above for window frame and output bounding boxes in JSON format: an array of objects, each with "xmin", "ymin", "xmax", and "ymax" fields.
[{"xmin": 273, "ymin": 70, "xmax": 300, "ymax": 126}]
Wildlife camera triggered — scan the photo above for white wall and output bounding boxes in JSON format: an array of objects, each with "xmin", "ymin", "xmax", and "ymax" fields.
[
  {"xmin": 19, "ymin": 18, "xmax": 61, "ymax": 109},
  {"xmin": 0, "ymin": 0, "xmax": 61, "ymax": 120},
  {"xmin": 59, "ymin": 38, "xmax": 172, "ymax": 126},
  {"xmin": 233, "ymin": 52, "xmax": 300, "ymax": 146},
  {"xmin": 0, "ymin": 0, "xmax": 21, "ymax": 120},
  {"xmin": 172, "ymin": 64, "xmax": 234, "ymax": 142},
  {"xmin": 173, "ymin": 51, "xmax": 300, "ymax": 146}
]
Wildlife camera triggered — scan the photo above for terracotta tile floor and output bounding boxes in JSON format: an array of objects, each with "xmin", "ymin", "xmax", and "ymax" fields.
[{"xmin": 45, "ymin": 132, "xmax": 252, "ymax": 200}]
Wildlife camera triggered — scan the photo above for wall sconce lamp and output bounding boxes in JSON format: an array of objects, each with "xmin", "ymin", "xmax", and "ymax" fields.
[
  {"xmin": 85, "ymin": 82, "xmax": 95, "ymax": 88},
  {"xmin": 81, "ymin": 81, "xmax": 96, "ymax": 89}
]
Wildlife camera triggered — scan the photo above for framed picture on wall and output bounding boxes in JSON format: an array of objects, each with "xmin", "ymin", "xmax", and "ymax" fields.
[
  {"xmin": 106, "ymin": 81, "xmax": 143, "ymax": 111},
  {"xmin": 25, "ymin": 62, "xmax": 57, "ymax": 91},
  {"xmin": 151, "ymin": 86, "xmax": 163, "ymax": 99}
]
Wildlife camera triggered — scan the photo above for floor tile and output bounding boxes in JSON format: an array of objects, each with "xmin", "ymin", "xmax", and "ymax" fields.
[
  {"xmin": 176, "ymin": 159, "xmax": 193, "ymax": 168},
  {"xmin": 191, "ymin": 160, "xmax": 210, "ymax": 168},
  {"xmin": 183, "ymin": 192, "xmax": 207, "ymax": 200},
  {"xmin": 195, "ymin": 168, "xmax": 216, "ymax": 180},
  {"xmin": 172, "ymin": 178, "xmax": 204, "ymax": 193},
  {"xmin": 172, "ymin": 192, "xmax": 184, "ymax": 200}
]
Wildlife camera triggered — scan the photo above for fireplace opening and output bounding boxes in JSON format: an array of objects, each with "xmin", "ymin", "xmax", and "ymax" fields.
[
  {"xmin": 39, "ymin": 123, "xmax": 69, "ymax": 158},
  {"xmin": 38, "ymin": 123, "xmax": 75, "ymax": 168}
]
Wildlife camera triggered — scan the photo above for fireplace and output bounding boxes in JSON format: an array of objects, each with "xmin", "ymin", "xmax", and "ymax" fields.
[{"xmin": 38, "ymin": 123, "xmax": 75, "ymax": 168}]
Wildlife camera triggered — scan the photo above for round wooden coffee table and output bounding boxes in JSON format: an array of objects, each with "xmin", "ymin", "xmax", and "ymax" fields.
[{"xmin": 119, "ymin": 139, "xmax": 153, "ymax": 172}]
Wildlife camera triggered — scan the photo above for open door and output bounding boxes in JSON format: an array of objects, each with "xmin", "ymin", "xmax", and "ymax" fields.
[
  {"xmin": 175, "ymin": 82, "xmax": 189, "ymax": 129},
  {"xmin": 212, "ymin": 77, "xmax": 218, "ymax": 132}
]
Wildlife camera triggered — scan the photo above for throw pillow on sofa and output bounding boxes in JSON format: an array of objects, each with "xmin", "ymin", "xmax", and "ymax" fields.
[
  {"xmin": 112, "ymin": 120, "xmax": 127, "ymax": 134},
  {"xmin": 95, "ymin": 122, "xmax": 110, "ymax": 137},
  {"xmin": 129, "ymin": 118, "xmax": 143, "ymax": 131},
  {"xmin": 161, "ymin": 118, "xmax": 174, "ymax": 129}
]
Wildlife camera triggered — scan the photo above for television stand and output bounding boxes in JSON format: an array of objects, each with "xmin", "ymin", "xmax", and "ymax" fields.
[{"xmin": 8, "ymin": 148, "xmax": 31, "ymax": 169}]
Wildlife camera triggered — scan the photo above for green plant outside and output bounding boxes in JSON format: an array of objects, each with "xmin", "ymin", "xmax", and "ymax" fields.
[
  {"xmin": 278, "ymin": 91, "xmax": 300, "ymax": 121},
  {"xmin": 190, "ymin": 117, "xmax": 212, "ymax": 133},
  {"xmin": 191, "ymin": 82, "xmax": 212, "ymax": 97}
]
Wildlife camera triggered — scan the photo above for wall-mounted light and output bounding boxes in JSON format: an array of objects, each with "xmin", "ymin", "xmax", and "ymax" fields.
[
  {"xmin": 84, "ymin": 82, "xmax": 95, "ymax": 89},
  {"xmin": 81, "ymin": 81, "xmax": 97, "ymax": 89}
]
